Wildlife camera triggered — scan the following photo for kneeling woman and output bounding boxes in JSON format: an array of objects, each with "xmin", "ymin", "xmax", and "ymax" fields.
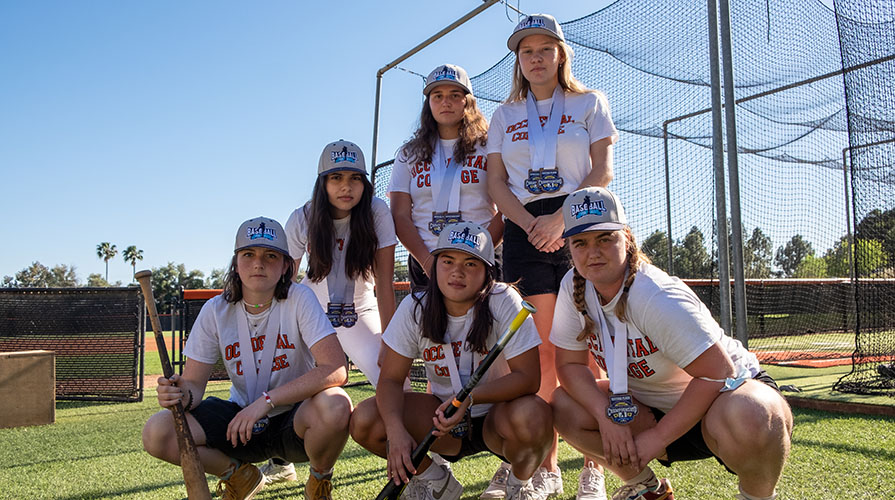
[
  {"xmin": 550, "ymin": 188, "xmax": 793, "ymax": 500},
  {"xmin": 350, "ymin": 222, "xmax": 553, "ymax": 500},
  {"xmin": 142, "ymin": 217, "xmax": 351, "ymax": 500}
]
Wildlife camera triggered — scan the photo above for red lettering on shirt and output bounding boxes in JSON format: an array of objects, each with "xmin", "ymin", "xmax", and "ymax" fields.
[
  {"xmin": 643, "ymin": 335, "xmax": 659, "ymax": 353},
  {"xmin": 276, "ymin": 334, "xmax": 295, "ymax": 350}
]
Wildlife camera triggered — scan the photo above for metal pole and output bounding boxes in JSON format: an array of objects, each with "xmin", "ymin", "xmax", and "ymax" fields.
[
  {"xmin": 662, "ymin": 123, "xmax": 674, "ymax": 275},
  {"xmin": 707, "ymin": 0, "xmax": 732, "ymax": 334},
  {"xmin": 842, "ymin": 148, "xmax": 854, "ymax": 281},
  {"xmin": 370, "ymin": 0, "xmax": 501, "ymax": 168},
  {"xmin": 718, "ymin": 0, "xmax": 747, "ymax": 346}
]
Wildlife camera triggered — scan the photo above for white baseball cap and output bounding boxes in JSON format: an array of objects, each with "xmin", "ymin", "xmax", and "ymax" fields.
[
  {"xmin": 561, "ymin": 187, "xmax": 627, "ymax": 238},
  {"xmin": 433, "ymin": 221, "xmax": 495, "ymax": 267},
  {"xmin": 507, "ymin": 14, "xmax": 565, "ymax": 52},
  {"xmin": 318, "ymin": 139, "xmax": 367, "ymax": 176},
  {"xmin": 235, "ymin": 217, "xmax": 291, "ymax": 257},
  {"xmin": 423, "ymin": 64, "xmax": 473, "ymax": 96}
]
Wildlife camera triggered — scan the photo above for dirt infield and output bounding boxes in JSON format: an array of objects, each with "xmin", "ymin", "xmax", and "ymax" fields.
[{"xmin": 753, "ymin": 349, "xmax": 892, "ymax": 368}]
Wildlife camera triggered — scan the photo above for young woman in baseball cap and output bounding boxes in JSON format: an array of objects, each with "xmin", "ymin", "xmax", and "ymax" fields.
[
  {"xmin": 388, "ymin": 64, "xmax": 503, "ymax": 291},
  {"xmin": 485, "ymin": 13, "xmax": 620, "ymax": 498},
  {"xmin": 350, "ymin": 222, "xmax": 554, "ymax": 500},
  {"xmin": 142, "ymin": 217, "xmax": 352, "ymax": 500},
  {"xmin": 550, "ymin": 187, "xmax": 793, "ymax": 500}
]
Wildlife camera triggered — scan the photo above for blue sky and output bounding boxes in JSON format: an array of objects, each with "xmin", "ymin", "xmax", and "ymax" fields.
[{"xmin": 0, "ymin": 1, "xmax": 614, "ymax": 285}]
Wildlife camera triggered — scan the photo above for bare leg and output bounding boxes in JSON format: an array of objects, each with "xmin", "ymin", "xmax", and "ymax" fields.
[
  {"xmin": 142, "ymin": 409, "xmax": 231, "ymax": 476},
  {"xmin": 483, "ymin": 396, "xmax": 554, "ymax": 481},
  {"xmin": 525, "ymin": 292, "xmax": 560, "ymax": 473},
  {"xmin": 293, "ymin": 387, "xmax": 353, "ymax": 472}
]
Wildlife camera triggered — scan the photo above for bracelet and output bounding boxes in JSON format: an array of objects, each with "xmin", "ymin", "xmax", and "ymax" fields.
[
  {"xmin": 262, "ymin": 391, "xmax": 275, "ymax": 411},
  {"xmin": 184, "ymin": 389, "xmax": 194, "ymax": 411},
  {"xmin": 468, "ymin": 393, "xmax": 474, "ymax": 407}
]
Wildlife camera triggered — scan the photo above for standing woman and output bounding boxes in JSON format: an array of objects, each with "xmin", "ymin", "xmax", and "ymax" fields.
[
  {"xmin": 389, "ymin": 64, "xmax": 503, "ymax": 290},
  {"xmin": 349, "ymin": 222, "xmax": 554, "ymax": 500},
  {"xmin": 551, "ymin": 187, "xmax": 793, "ymax": 500},
  {"xmin": 486, "ymin": 13, "xmax": 619, "ymax": 498}
]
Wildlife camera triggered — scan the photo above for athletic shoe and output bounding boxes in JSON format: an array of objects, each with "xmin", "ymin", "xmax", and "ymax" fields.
[
  {"xmin": 609, "ymin": 478, "xmax": 674, "ymax": 500},
  {"xmin": 577, "ymin": 463, "xmax": 607, "ymax": 500},
  {"xmin": 531, "ymin": 466, "xmax": 564, "ymax": 497},
  {"xmin": 506, "ymin": 479, "xmax": 549, "ymax": 500},
  {"xmin": 260, "ymin": 459, "xmax": 298, "ymax": 484},
  {"xmin": 400, "ymin": 463, "xmax": 463, "ymax": 500},
  {"xmin": 480, "ymin": 462, "xmax": 511, "ymax": 499},
  {"xmin": 215, "ymin": 463, "xmax": 264, "ymax": 500},
  {"xmin": 303, "ymin": 470, "xmax": 333, "ymax": 500}
]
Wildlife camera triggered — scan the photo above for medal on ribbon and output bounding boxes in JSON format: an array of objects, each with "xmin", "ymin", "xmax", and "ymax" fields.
[
  {"xmin": 449, "ymin": 409, "xmax": 472, "ymax": 439},
  {"xmin": 606, "ymin": 393, "xmax": 638, "ymax": 425},
  {"xmin": 252, "ymin": 416, "xmax": 270, "ymax": 435},
  {"xmin": 326, "ymin": 302, "xmax": 343, "ymax": 328},
  {"xmin": 538, "ymin": 168, "xmax": 564, "ymax": 192},
  {"xmin": 524, "ymin": 87, "xmax": 566, "ymax": 194},
  {"xmin": 428, "ymin": 212, "xmax": 447, "ymax": 235},
  {"xmin": 340, "ymin": 303, "xmax": 358, "ymax": 328}
]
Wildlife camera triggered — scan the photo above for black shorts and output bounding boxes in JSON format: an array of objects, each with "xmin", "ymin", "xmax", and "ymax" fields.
[
  {"xmin": 190, "ymin": 396, "xmax": 308, "ymax": 464},
  {"xmin": 651, "ymin": 370, "xmax": 781, "ymax": 474},
  {"xmin": 408, "ymin": 244, "xmax": 504, "ymax": 292},
  {"xmin": 502, "ymin": 196, "xmax": 571, "ymax": 297},
  {"xmin": 438, "ymin": 414, "xmax": 509, "ymax": 464}
]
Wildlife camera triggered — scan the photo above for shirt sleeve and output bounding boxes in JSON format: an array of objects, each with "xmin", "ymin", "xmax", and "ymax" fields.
[
  {"xmin": 372, "ymin": 197, "xmax": 398, "ymax": 249},
  {"xmin": 183, "ymin": 299, "xmax": 223, "ymax": 364},
  {"xmin": 382, "ymin": 294, "xmax": 422, "ymax": 360},
  {"xmin": 293, "ymin": 284, "xmax": 337, "ymax": 349},
  {"xmin": 549, "ymin": 270, "xmax": 590, "ymax": 351},
  {"xmin": 585, "ymin": 92, "xmax": 619, "ymax": 145},
  {"xmin": 486, "ymin": 106, "xmax": 506, "ymax": 156},
  {"xmin": 387, "ymin": 150, "xmax": 413, "ymax": 195},
  {"xmin": 285, "ymin": 206, "xmax": 307, "ymax": 264}
]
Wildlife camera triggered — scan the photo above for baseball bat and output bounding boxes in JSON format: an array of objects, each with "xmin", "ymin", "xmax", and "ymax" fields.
[
  {"xmin": 135, "ymin": 270, "xmax": 212, "ymax": 500},
  {"xmin": 375, "ymin": 301, "xmax": 537, "ymax": 500}
]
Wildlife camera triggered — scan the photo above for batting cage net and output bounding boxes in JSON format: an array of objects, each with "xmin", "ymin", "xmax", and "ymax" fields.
[
  {"xmin": 0, "ymin": 287, "xmax": 144, "ymax": 402},
  {"xmin": 832, "ymin": 0, "xmax": 895, "ymax": 395},
  {"xmin": 372, "ymin": 0, "xmax": 895, "ymax": 394}
]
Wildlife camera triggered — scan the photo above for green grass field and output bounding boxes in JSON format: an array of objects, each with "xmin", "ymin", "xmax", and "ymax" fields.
[{"xmin": 2, "ymin": 378, "xmax": 894, "ymax": 499}]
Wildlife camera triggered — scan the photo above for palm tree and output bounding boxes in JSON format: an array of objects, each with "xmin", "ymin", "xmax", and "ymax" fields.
[
  {"xmin": 122, "ymin": 245, "xmax": 144, "ymax": 281},
  {"xmin": 96, "ymin": 242, "xmax": 118, "ymax": 282}
]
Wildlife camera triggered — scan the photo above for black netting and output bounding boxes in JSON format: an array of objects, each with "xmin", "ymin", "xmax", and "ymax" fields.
[
  {"xmin": 0, "ymin": 288, "xmax": 143, "ymax": 402},
  {"xmin": 833, "ymin": 0, "xmax": 895, "ymax": 395},
  {"xmin": 181, "ymin": 297, "xmax": 229, "ymax": 381}
]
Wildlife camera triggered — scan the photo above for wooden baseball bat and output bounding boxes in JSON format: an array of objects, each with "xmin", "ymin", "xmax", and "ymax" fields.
[
  {"xmin": 375, "ymin": 301, "xmax": 537, "ymax": 500},
  {"xmin": 135, "ymin": 270, "xmax": 212, "ymax": 500}
]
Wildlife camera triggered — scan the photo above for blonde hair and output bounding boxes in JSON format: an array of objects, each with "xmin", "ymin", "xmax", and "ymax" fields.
[
  {"xmin": 571, "ymin": 227, "xmax": 651, "ymax": 340},
  {"xmin": 506, "ymin": 39, "xmax": 593, "ymax": 103}
]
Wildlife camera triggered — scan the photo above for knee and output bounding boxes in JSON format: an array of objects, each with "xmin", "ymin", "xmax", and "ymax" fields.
[
  {"xmin": 142, "ymin": 411, "xmax": 175, "ymax": 460},
  {"xmin": 314, "ymin": 389, "xmax": 352, "ymax": 431},
  {"xmin": 711, "ymin": 389, "xmax": 792, "ymax": 455},
  {"xmin": 550, "ymin": 387, "xmax": 584, "ymax": 435},
  {"xmin": 506, "ymin": 396, "xmax": 553, "ymax": 445},
  {"xmin": 348, "ymin": 397, "xmax": 382, "ymax": 445}
]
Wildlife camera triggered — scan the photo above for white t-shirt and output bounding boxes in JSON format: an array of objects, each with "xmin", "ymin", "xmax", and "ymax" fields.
[
  {"xmin": 387, "ymin": 140, "xmax": 496, "ymax": 251},
  {"xmin": 184, "ymin": 283, "xmax": 336, "ymax": 416},
  {"xmin": 285, "ymin": 197, "xmax": 398, "ymax": 313},
  {"xmin": 487, "ymin": 91, "xmax": 619, "ymax": 206},
  {"xmin": 550, "ymin": 263, "xmax": 759, "ymax": 413},
  {"xmin": 383, "ymin": 283, "xmax": 541, "ymax": 417}
]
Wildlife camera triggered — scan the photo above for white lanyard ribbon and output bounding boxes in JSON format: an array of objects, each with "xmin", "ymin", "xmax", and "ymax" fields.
[
  {"xmin": 431, "ymin": 139, "xmax": 463, "ymax": 213},
  {"xmin": 442, "ymin": 315, "xmax": 473, "ymax": 394},
  {"xmin": 236, "ymin": 301, "xmax": 281, "ymax": 402},
  {"xmin": 586, "ymin": 283, "xmax": 629, "ymax": 395},
  {"xmin": 525, "ymin": 86, "xmax": 565, "ymax": 171},
  {"xmin": 326, "ymin": 224, "xmax": 356, "ymax": 305}
]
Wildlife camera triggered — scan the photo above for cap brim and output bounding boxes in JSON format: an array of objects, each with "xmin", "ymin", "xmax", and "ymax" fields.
[
  {"xmin": 319, "ymin": 167, "xmax": 367, "ymax": 176},
  {"xmin": 562, "ymin": 222, "xmax": 626, "ymax": 239},
  {"xmin": 507, "ymin": 28, "xmax": 563, "ymax": 51},
  {"xmin": 432, "ymin": 247, "xmax": 494, "ymax": 267},
  {"xmin": 423, "ymin": 80, "xmax": 471, "ymax": 96},
  {"xmin": 235, "ymin": 243, "xmax": 291, "ymax": 258}
]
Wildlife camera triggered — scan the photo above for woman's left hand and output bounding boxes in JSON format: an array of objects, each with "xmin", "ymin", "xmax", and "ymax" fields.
[
  {"xmin": 226, "ymin": 398, "xmax": 270, "ymax": 447},
  {"xmin": 632, "ymin": 427, "xmax": 667, "ymax": 470},
  {"xmin": 526, "ymin": 212, "xmax": 565, "ymax": 252},
  {"xmin": 431, "ymin": 397, "xmax": 471, "ymax": 437}
]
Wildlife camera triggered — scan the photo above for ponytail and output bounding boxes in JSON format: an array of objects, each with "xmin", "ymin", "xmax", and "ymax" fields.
[
  {"xmin": 572, "ymin": 268, "xmax": 596, "ymax": 341},
  {"xmin": 614, "ymin": 228, "xmax": 650, "ymax": 323}
]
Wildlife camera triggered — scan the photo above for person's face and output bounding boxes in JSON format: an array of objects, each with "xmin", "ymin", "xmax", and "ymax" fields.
[
  {"xmin": 517, "ymin": 34, "xmax": 563, "ymax": 88},
  {"xmin": 435, "ymin": 249, "xmax": 487, "ymax": 315},
  {"xmin": 569, "ymin": 230, "xmax": 628, "ymax": 297},
  {"xmin": 428, "ymin": 84, "xmax": 468, "ymax": 130},
  {"xmin": 325, "ymin": 171, "xmax": 365, "ymax": 219},
  {"xmin": 236, "ymin": 246, "xmax": 287, "ymax": 296}
]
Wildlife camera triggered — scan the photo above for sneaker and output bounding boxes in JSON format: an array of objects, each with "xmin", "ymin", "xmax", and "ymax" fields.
[
  {"xmin": 400, "ymin": 463, "xmax": 463, "ymax": 500},
  {"xmin": 577, "ymin": 463, "xmax": 607, "ymax": 500},
  {"xmin": 480, "ymin": 462, "xmax": 511, "ymax": 499},
  {"xmin": 506, "ymin": 479, "xmax": 549, "ymax": 500},
  {"xmin": 260, "ymin": 459, "xmax": 298, "ymax": 484},
  {"xmin": 303, "ymin": 470, "xmax": 333, "ymax": 500},
  {"xmin": 531, "ymin": 467, "xmax": 564, "ymax": 497},
  {"xmin": 609, "ymin": 477, "xmax": 674, "ymax": 500},
  {"xmin": 215, "ymin": 463, "xmax": 264, "ymax": 500}
]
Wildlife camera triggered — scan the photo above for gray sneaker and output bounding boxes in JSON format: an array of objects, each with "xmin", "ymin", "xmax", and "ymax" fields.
[
  {"xmin": 480, "ymin": 462, "xmax": 511, "ymax": 499},
  {"xmin": 531, "ymin": 467, "xmax": 564, "ymax": 498},
  {"xmin": 507, "ymin": 479, "xmax": 549, "ymax": 500},
  {"xmin": 260, "ymin": 459, "xmax": 297, "ymax": 484},
  {"xmin": 577, "ymin": 463, "xmax": 607, "ymax": 500}
]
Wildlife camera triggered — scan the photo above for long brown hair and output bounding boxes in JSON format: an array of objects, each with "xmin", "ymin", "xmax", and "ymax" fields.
[
  {"xmin": 571, "ymin": 227, "xmax": 651, "ymax": 337},
  {"xmin": 304, "ymin": 174, "xmax": 378, "ymax": 282},
  {"xmin": 412, "ymin": 261, "xmax": 499, "ymax": 355},
  {"xmin": 221, "ymin": 253, "xmax": 295, "ymax": 304},
  {"xmin": 506, "ymin": 38, "xmax": 593, "ymax": 103},
  {"xmin": 400, "ymin": 92, "xmax": 488, "ymax": 167}
]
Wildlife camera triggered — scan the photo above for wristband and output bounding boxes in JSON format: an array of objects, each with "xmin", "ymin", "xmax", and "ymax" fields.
[
  {"xmin": 262, "ymin": 391, "xmax": 275, "ymax": 410},
  {"xmin": 184, "ymin": 389, "xmax": 194, "ymax": 411}
]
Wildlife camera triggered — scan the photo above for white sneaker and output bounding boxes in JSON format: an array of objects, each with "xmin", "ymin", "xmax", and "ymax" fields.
[
  {"xmin": 506, "ymin": 479, "xmax": 549, "ymax": 500},
  {"xmin": 531, "ymin": 467, "xmax": 564, "ymax": 498},
  {"xmin": 577, "ymin": 463, "xmax": 607, "ymax": 500},
  {"xmin": 480, "ymin": 462, "xmax": 511, "ymax": 499},
  {"xmin": 400, "ymin": 463, "xmax": 463, "ymax": 500},
  {"xmin": 259, "ymin": 459, "xmax": 297, "ymax": 484}
]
